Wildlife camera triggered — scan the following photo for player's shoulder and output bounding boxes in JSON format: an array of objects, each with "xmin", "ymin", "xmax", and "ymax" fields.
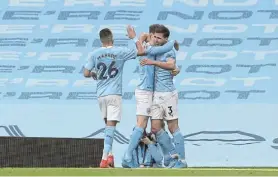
[
  {"xmin": 92, "ymin": 47, "xmax": 104, "ymax": 53},
  {"xmin": 111, "ymin": 46, "xmax": 129, "ymax": 52},
  {"xmin": 117, "ymin": 46, "xmax": 136, "ymax": 56},
  {"xmin": 90, "ymin": 47, "xmax": 106, "ymax": 57},
  {"xmin": 162, "ymin": 49, "xmax": 176, "ymax": 60},
  {"xmin": 96, "ymin": 46, "xmax": 124, "ymax": 56},
  {"xmin": 109, "ymin": 46, "xmax": 135, "ymax": 61}
]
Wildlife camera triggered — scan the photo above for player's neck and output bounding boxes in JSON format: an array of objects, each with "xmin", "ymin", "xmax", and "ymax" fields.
[{"xmin": 102, "ymin": 42, "xmax": 113, "ymax": 48}]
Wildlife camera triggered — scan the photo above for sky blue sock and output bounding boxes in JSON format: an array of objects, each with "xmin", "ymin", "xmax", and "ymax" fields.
[
  {"xmin": 156, "ymin": 129, "xmax": 177, "ymax": 156},
  {"xmin": 103, "ymin": 126, "xmax": 116, "ymax": 158},
  {"xmin": 125, "ymin": 126, "xmax": 144, "ymax": 161},
  {"xmin": 173, "ymin": 128, "xmax": 185, "ymax": 160}
]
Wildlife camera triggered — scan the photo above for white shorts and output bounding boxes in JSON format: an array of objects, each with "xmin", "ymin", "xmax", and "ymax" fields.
[
  {"xmin": 98, "ymin": 95, "xmax": 122, "ymax": 122},
  {"xmin": 135, "ymin": 89, "xmax": 153, "ymax": 117},
  {"xmin": 151, "ymin": 91, "xmax": 178, "ymax": 121}
]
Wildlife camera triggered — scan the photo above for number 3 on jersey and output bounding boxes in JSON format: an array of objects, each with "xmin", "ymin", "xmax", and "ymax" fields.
[{"xmin": 97, "ymin": 61, "xmax": 118, "ymax": 80}]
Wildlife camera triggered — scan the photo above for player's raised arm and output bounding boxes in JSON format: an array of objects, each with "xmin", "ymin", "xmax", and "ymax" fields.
[
  {"xmin": 126, "ymin": 25, "xmax": 145, "ymax": 56},
  {"xmin": 135, "ymin": 40, "xmax": 145, "ymax": 56}
]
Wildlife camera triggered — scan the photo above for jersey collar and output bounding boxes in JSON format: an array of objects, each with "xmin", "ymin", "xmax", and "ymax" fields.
[{"xmin": 101, "ymin": 46, "xmax": 113, "ymax": 48}]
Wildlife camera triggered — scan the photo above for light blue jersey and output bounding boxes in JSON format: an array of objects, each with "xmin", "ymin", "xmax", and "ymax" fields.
[
  {"xmin": 154, "ymin": 49, "xmax": 176, "ymax": 92},
  {"xmin": 84, "ymin": 46, "xmax": 137, "ymax": 97},
  {"xmin": 126, "ymin": 143, "xmax": 163, "ymax": 168},
  {"xmin": 137, "ymin": 40, "xmax": 176, "ymax": 92}
]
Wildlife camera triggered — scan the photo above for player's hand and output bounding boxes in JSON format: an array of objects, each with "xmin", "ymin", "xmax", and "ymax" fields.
[
  {"xmin": 126, "ymin": 25, "xmax": 136, "ymax": 39},
  {"xmin": 174, "ymin": 40, "xmax": 179, "ymax": 51},
  {"xmin": 141, "ymin": 136, "xmax": 153, "ymax": 145},
  {"xmin": 171, "ymin": 67, "xmax": 180, "ymax": 76},
  {"xmin": 140, "ymin": 58, "xmax": 154, "ymax": 66},
  {"xmin": 90, "ymin": 72, "xmax": 97, "ymax": 80}
]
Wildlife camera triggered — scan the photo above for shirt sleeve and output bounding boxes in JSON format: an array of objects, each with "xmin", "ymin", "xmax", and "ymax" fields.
[
  {"xmin": 84, "ymin": 54, "xmax": 96, "ymax": 70},
  {"xmin": 166, "ymin": 49, "xmax": 176, "ymax": 61}
]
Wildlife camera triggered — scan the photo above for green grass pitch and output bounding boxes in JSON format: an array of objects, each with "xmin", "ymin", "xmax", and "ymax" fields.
[{"xmin": 1, "ymin": 168, "xmax": 278, "ymax": 176}]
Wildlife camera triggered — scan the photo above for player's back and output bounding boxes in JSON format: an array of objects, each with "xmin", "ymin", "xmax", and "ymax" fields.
[
  {"xmin": 93, "ymin": 46, "xmax": 136, "ymax": 97},
  {"xmin": 154, "ymin": 49, "xmax": 176, "ymax": 92}
]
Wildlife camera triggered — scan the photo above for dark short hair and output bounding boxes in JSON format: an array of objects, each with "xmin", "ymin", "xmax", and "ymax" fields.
[
  {"xmin": 149, "ymin": 24, "xmax": 161, "ymax": 33},
  {"xmin": 154, "ymin": 25, "xmax": 170, "ymax": 38},
  {"xmin": 99, "ymin": 28, "xmax": 113, "ymax": 43}
]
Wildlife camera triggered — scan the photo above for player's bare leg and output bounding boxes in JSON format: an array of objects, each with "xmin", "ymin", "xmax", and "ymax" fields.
[{"xmin": 137, "ymin": 115, "xmax": 149, "ymax": 128}]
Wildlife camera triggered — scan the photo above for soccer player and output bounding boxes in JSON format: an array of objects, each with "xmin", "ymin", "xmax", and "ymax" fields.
[
  {"xmin": 122, "ymin": 130, "xmax": 163, "ymax": 168},
  {"xmin": 122, "ymin": 24, "xmax": 180, "ymax": 168},
  {"xmin": 83, "ymin": 26, "xmax": 145, "ymax": 168},
  {"xmin": 140, "ymin": 25, "xmax": 187, "ymax": 168}
]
